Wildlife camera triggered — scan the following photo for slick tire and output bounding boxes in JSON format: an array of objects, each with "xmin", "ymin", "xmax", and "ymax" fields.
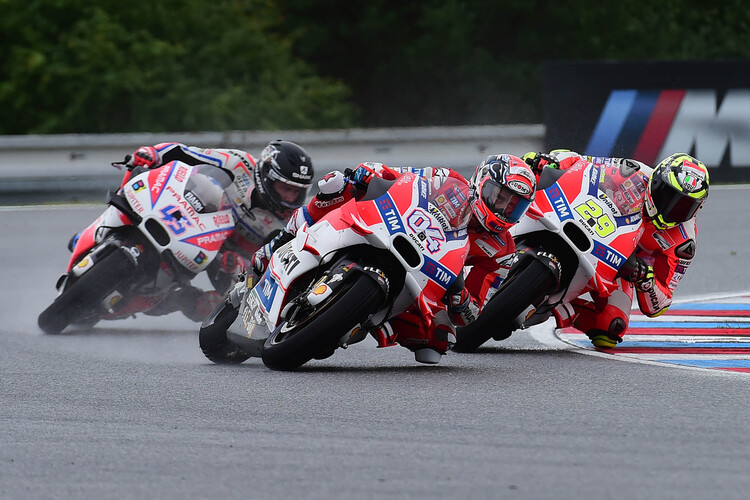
[
  {"xmin": 452, "ymin": 257, "xmax": 557, "ymax": 353},
  {"xmin": 261, "ymin": 275, "xmax": 384, "ymax": 371},
  {"xmin": 199, "ymin": 301, "xmax": 250, "ymax": 364},
  {"xmin": 37, "ymin": 249, "xmax": 135, "ymax": 335}
]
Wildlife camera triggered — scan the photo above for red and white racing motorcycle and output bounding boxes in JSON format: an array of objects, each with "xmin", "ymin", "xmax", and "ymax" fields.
[
  {"xmin": 38, "ymin": 161, "xmax": 236, "ymax": 334},
  {"xmin": 453, "ymin": 157, "xmax": 647, "ymax": 352},
  {"xmin": 199, "ymin": 172, "xmax": 471, "ymax": 370}
]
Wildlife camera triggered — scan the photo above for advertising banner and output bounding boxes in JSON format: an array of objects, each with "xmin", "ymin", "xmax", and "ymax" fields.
[{"xmin": 544, "ymin": 60, "xmax": 750, "ymax": 182}]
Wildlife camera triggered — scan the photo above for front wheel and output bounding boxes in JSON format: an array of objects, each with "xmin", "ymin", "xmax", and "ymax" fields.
[
  {"xmin": 452, "ymin": 257, "xmax": 558, "ymax": 353},
  {"xmin": 199, "ymin": 301, "xmax": 251, "ymax": 364},
  {"xmin": 261, "ymin": 275, "xmax": 385, "ymax": 371},
  {"xmin": 38, "ymin": 248, "xmax": 135, "ymax": 334}
]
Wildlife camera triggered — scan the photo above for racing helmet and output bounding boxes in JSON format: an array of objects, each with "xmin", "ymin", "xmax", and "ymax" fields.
[
  {"xmin": 644, "ymin": 153, "xmax": 709, "ymax": 230},
  {"xmin": 469, "ymin": 154, "xmax": 536, "ymax": 233},
  {"xmin": 252, "ymin": 140, "xmax": 314, "ymax": 216}
]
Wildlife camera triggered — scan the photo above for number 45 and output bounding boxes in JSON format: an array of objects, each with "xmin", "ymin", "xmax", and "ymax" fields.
[{"xmin": 574, "ymin": 200, "xmax": 615, "ymax": 237}]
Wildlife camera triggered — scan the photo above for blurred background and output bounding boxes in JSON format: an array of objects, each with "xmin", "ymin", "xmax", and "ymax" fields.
[{"xmin": 2, "ymin": 0, "xmax": 749, "ymax": 201}]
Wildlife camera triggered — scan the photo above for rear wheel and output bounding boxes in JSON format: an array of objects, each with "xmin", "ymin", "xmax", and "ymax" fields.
[
  {"xmin": 261, "ymin": 275, "xmax": 384, "ymax": 371},
  {"xmin": 452, "ymin": 257, "xmax": 558, "ymax": 353},
  {"xmin": 38, "ymin": 249, "xmax": 135, "ymax": 334}
]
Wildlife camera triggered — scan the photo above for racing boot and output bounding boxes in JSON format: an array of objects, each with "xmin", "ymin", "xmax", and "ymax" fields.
[
  {"xmin": 585, "ymin": 327, "xmax": 624, "ymax": 349},
  {"xmin": 370, "ymin": 322, "xmax": 398, "ymax": 348},
  {"xmin": 552, "ymin": 302, "xmax": 579, "ymax": 329},
  {"xmin": 146, "ymin": 286, "xmax": 223, "ymax": 322},
  {"xmin": 180, "ymin": 288, "xmax": 224, "ymax": 322}
]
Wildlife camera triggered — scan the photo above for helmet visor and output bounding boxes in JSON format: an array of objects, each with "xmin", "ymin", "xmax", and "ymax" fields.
[
  {"xmin": 261, "ymin": 161, "xmax": 310, "ymax": 211},
  {"xmin": 650, "ymin": 175, "xmax": 704, "ymax": 224},
  {"xmin": 481, "ymin": 179, "xmax": 532, "ymax": 224}
]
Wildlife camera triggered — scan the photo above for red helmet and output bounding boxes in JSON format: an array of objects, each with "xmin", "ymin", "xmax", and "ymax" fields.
[{"xmin": 469, "ymin": 154, "xmax": 536, "ymax": 233}]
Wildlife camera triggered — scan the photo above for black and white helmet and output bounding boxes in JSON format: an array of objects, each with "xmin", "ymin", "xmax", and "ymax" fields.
[{"xmin": 253, "ymin": 140, "xmax": 314, "ymax": 216}]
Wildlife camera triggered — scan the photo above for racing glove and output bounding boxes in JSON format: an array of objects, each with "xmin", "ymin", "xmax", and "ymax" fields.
[
  {"xmin": 127, "ymin": 146, "xmax": 161, "ymax": 168},
  {"xmin": 345, "ymin": 163, "xmax": 378, "ymax": 190},
  {"xmin": 251, "ymin": 230, "xmax": 294, "ymax": 276},
  {"xmin": 447, "ymin": 287, "xmax": 480, "ymax": 327},
  {"xmin": 625, "ymin": 257, "xmax": 655, "ymax": 291},
  {"xmin": 219, "ymin": 250, "xmax": 249, "ymax": 275},
  {"xmin": 522, "ymin": 151, "xmax": 559, "ymax": 175}
]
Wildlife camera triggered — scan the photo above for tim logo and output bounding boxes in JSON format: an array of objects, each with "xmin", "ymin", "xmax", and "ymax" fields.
[
  {"xmin": 587, "ymin": 88, "xmax": 750, "ymax": 167},
  {"xmin": 256, "ymin": 272, "xmax": 279, "ymax": 311},
  {"xmin": 376, "ymin": 195, "xmax": 403, "ymax": 234},
  {"xmin": 421, "ymin": 257, "xmax": 454, "ymax": 288},
  {"xmin": 591, "ymin": 241, "xmax": 626, "ymax": 270},
  {"xmin": 545, "ymin": 186, "xmax": 572, "ymax": 221}
]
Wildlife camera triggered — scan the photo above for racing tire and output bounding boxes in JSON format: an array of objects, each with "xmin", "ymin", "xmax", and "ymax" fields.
[
  {"xmin": 37, "ymin": 249, "xmax": 135, "ymax": 335},
  {"xmin": 261, "ymin": 275, "xmax": 385, "ymax": 371},
  {"xmin": 452, "ymin": 257, "xmax": 557, "ymax": 353},
  {"xmin": 199, "ymin": 301, "xmax": 251, "ymax": 364}
]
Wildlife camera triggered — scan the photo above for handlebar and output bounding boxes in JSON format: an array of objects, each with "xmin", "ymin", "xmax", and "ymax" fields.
[{"xmin": 111, "ymin": 154, "xmax": 135, "ymax": 171}]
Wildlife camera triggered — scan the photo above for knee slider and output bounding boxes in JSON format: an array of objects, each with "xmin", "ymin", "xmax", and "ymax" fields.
[{"xmin": 609, "ymin": 317, "xmax": 627, "ymax": 337}]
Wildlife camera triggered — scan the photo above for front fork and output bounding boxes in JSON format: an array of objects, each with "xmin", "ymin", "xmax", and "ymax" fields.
[
  {"xmin": 67, "ymin": 205, "xmax": 131, "ymax": 272},
  {"xmin": 268, "ymin": 255, "xmax": 397, "ymax": 348},
  {"xmin": 506, "ymin": 247, "xmax": 563, "ymax": 328}
]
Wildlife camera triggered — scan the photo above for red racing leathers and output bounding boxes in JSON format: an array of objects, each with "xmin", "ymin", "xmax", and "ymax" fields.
[
  {"xmin": 280, "ymin": 162, "xmax": 518, "ymax": 355},
  {"xmin": 547, "ymin": 152, "xmax": 699, "ymax": 346}
]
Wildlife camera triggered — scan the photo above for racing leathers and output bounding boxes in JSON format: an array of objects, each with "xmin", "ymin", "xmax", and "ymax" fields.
[
  {"xmin": 255, "ymin": 162, "xmax": 518, "ymax": 361},
  {"xmin": 116, "ymin": 142, "xmax": 294, "ymax": 321},
  {"xmin": 533, "ymin": 151, "xmax": 699, "ymax": 348}
]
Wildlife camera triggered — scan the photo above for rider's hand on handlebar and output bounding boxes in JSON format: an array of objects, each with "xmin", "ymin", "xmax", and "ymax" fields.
[
  {"xmin": 446, "ymin": 287, "xmax": 480, "ymax": 327},
  {"xmin": 251, "ymin": 251, "xmax": 270, "ymax": 278},
  {"xmin": 625, "ymin": 257, "xmax": 654, "ymax": 291},
  {"xmin": 251, "ymin": 230, "xmax": 294, "ymax": 277},
  {"xmin": 128, "ymin": 146, "xmax": 161, "ymax": 168},
  {"xmin": 522, "ymin": 152, "xmax": 559, "ymax": 175},
  {"xmin": 220, "ymin": 250, "xmax": 249, "ymax": 275},
  {"xmin": 346, "ymin": 163, "xmax": 376, "ymax": 190}
]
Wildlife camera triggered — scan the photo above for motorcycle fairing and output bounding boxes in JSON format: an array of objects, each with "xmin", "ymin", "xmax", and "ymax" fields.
[
  {"xmin": 146, "ymin": 162, "xmax": 176, "ymax": 208},
  {"xmin": 121, "ymin": 163, "xmax": 235, "ymax": 274},
  {"xmin": 243, "ymin": 172, "xmax": 470, "ymax": 339},
  {"xmin": 67, "ymin": 206, "xmax": 130, "ymax": 272},
  {"xmin": 512, "ymin": 161, "xmax": 643, "ymax": 299}
]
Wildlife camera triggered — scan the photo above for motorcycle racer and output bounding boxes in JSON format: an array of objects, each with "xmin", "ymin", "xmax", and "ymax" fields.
[
  {"xmin": 522, "ymin": 150, "xmax": 710, "ymax": 348},
  {"xmin": 71, "ymin": 140, "xmax": 314, "ymax": 322},
  {"xmin": 251, "ymin": 155, "xmax": 536, "ymax": 362}
]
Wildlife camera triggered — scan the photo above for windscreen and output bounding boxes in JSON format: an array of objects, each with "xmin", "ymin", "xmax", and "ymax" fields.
[
  {"xmin": 426, "ymin": 177, "xmax": 472, "ymax": 230},
  {"xmin": 184, "ymin": 165, "xmax": 234, "ymax": 214},
  {"xmin": 597, "ymin": 162, "xmax": 648, "ymax": 215}
]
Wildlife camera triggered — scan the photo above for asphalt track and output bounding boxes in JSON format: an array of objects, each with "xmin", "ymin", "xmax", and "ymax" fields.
[{"xmin": 1, "ymin": 186, "xmax": 749, "ymax": 500}]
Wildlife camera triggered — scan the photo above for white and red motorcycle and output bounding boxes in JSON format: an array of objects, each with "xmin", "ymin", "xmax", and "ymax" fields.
[
  {"xmin": 453, "ymin": 157, "xmax": 647, "ymax": 352},
  {"xmin": 199, "ymin": 171, "xmax": 472, "ymax": 370},
  {"xmin": 38, "ymin": 161, "xmax": 236, "ymax": 334}
]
